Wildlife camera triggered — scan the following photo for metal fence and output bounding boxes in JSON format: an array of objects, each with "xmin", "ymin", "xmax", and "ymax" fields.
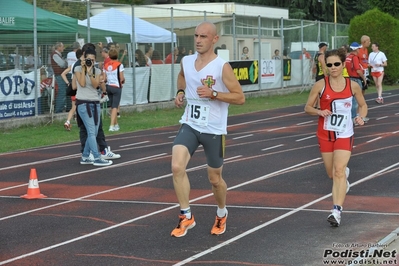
[{"xmin": 0, "ymin": 1, "xmax": 349, "ymax": 121}]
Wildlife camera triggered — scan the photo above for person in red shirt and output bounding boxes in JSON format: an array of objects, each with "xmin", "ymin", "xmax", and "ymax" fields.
[
  {"xmin": 164, "ymin": 47, "xmax": 178, "ymax": 64},
  {"xmin": 300, "ymin": 48, "xmax": 311, "ymax": 59},
  {"xmin": 345, "ymin": 42, "xmax": 366, "ymax": 121},
  {"xmin": 357, "ymin": 35, "xmax": 371, "ymax": 93}
]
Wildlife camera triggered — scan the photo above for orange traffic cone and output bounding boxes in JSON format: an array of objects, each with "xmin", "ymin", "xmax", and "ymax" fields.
[{"xmin": 21, "ymin": 168, "xmax": 47, "ymax": 199}]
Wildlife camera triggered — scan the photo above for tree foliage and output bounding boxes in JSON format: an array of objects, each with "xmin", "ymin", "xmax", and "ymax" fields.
[
  {"xmin": 368, "ymin": 0, "xmax": 399, "ymax": 19},
  {"xmin": 349, "ymin": 8, "xmax": 399, "ymax": 84},
  {"xmin": 25, "ymin": 0, "xmax": 87, "ymax": 20}
]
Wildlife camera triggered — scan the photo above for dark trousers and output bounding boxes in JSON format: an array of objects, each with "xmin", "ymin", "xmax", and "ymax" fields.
[{"xmin": 79, "ymin": 117, "xmax": 107, "ymax": 153}]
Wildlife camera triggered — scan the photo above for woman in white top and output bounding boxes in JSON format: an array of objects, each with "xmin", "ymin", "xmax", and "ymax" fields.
[{"xmin": 368, "ymin": 42, "xmax": 387, "ymax": 104}]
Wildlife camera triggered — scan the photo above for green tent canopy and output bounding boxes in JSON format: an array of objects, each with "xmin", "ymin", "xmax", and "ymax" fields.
[
  {"xmin": 0, "ymin": 0, "xmax": 130, "ymax": 45},
  {"xmin": 0, "ymin": 0, "xmax": 77, "ymax": 33}
]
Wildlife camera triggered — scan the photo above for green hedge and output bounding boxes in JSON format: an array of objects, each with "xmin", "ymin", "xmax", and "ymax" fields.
[{"xmin": 349, "ymin": 8, "xmax": 399, "ymax": 84}]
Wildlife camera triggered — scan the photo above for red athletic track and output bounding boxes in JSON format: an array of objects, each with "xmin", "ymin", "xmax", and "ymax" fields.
[{"xmin": 0, "ymin": 90, "xmax": 398, "ymax": 266}]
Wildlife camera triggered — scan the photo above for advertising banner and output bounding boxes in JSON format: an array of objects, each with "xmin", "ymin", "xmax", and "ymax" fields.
[
  {"xmin": 229, "ymin": 60, "xmax": 258, "ymax": 85},
  {"xmin": 0, "ymin": 70, "xmax": 40, "ymax": 120}
]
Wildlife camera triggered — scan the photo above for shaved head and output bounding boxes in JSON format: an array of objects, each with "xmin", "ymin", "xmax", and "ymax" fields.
[
  {"xmin": 196, "ymin": 21, "xmax": 217, "ymax": 37},
  {"xmin": 194, "ymin": 21, "xmax": 219, "ymax": 55},
  {"xmin": 361, "ymin": 35, "xmax": 371, "ymax": 48}
]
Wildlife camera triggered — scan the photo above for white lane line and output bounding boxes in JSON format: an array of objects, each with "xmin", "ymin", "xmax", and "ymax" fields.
[
  {"xmin": 229, "ymin": 111, "xmax": 304, "ymax": 127},
  {"xmin": 261, "ymin": 144, "xmax": 284, "ymax": 151},
  {"xmin": 232, "ymin": 134, "xmax": 253, "ymax": 140},
  {"xmin": 366, "ymin": 137, "xmax": 382, "ymax": 143},
  {"xmin": 0, "ymin": 154, "xmax": 243, "ymax": 221},
  {"xmin": 119, "ymin": 141, "xmax": 150, "ymax": 147},
  {"xmin": 392, "ymin": 131, "xmax": 399, "ymax": 134},
  {"xmin": 296, "ymin": 135, "xmax": 316, "ymax": 142},
  {"xmin": 268, "ymin": 127, "xmax": 286, "ymax": 132},
  {"xmin": 376, "ymin": 116, "xmax": 388, "ymax": 120},
  {"xmin": 0, "ymin": 153, "xmax": 168, "ymax": 192},
  {"xmin": 0, "ymin": 154, "xmax": 79, "ymax": 171},
  {"xmin": 0, "ymin": 159, "xmax": 320, "ymax": 265},
  {"xmin": 173, "ymin": 162, "xmax": 399, "ymax": 266},
  {"xmin": 297, "ymin": 121, "xmax": 314, "ymax": 125}
]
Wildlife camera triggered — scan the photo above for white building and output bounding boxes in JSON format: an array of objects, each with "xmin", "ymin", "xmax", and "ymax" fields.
[{"xmin": 91, "ymin": 2, "xmax": 289, "ymax": 60}]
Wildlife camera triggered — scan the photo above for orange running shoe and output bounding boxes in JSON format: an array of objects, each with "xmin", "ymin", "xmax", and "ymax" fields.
[
  {"xmin": 171, "ymin": 214, "xmax": 196, "ymax": 237},
  {"xmin": 211, "ymin": 214, "xmax": 227, "ymax": 235}
]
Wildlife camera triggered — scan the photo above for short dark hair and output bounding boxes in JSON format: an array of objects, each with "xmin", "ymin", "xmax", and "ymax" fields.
[
  {"xmin": 82, "ymin": 43, "xmax": 95, "ymax": 53},
  {"xmin": 84, "ymin": 49, "xmax": 96, "ymax": 58},
  {"xmin": 109, "ymin": 49, "xmax": 118, "ymax": 60},
  {"xmin": 75, "ymin": 49, "xmax": 83, "ymax": 59}
]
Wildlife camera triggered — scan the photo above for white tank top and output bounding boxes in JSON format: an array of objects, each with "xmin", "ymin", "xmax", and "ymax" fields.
[{"xmin": 179, "ymin": 54, "xmax": 230, "ymax": 135}]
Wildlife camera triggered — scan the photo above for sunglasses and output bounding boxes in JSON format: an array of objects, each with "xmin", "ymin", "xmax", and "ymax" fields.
[{"xmin": 326, "ymin": 62, "xmax": 342, "ymax": 68}]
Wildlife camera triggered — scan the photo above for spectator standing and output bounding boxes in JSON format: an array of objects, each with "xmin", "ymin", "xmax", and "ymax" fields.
[
  {"xmin": 67, "ymin": 42, "xmax": 80, "ymax": 68},
  {"xmin": 272, "ymin": 49, "xmax": 281, "ymax": 60},
  {"xmin": 341, "ymin": 44, "xmax": 350, "ymax": 78},
  {"xmin": 313, "ymin": 42, "xmax": 328, "ymax": 82},
  {"xmin": 300, "ymin": 48, "xmax": 311, "ymax": 59},
  {"xmin": 345, "ymin": 42, "xmax": 366, "ymax": 120},
  {"xmin": 151, "ymin": 50, "xmax": 164, "ymax": 64},
  {"xmin": 358, "ymin": 35, "xmax": 371, "ymax": 92},
  {"xmin": 175, "ymin": 46, "xmax": 186, "ymax": 64},
  {"xmin": 241, "ymin": 46, "xmax": 249, "ymax": 60},
  {"xmin": 73, "ymin": 43, "xmax": 121, "ymax": 161},
  {"xmin": 145, "ymin": 44, "xmax": 153, "ymax": 66},
  {"xmin": 369, "ymin": 42, "xmax": 388, "ymax": 104},
  {"xmin": 117, "ymin": 43, "xmax": 129, "ymax": 68},
  {"xmin": 61, "ymin": 48, "xmax": 84, "ymax": 131},
  {"xmin": 165, "ymin": 47, "xmax": 178, "ymax": 64},
  {"xmin": 74, "ymin": 48, "xmax": 112, "ymax": 166},
  {"xmin": 304, "ymin": 48, "xmax": 367, "ymax": 227},
  {"xmin": 26, "ymin": 49, "xmax": 42, "ymax": 72},
  {"xmin": 65, "ymin": 42, "xmax": 81, "ymax": 113},
  {"xmin": 50, "ymin": 42, "xmax": 68, "ymax": 113},
  {"xmin": 170, "ymin": 21, "xmax": 245, "ymax": 237},
  {"xmin": 135, "ymin": 49, "xmax": 147, "ymax": 67},
  {"xmin": 103, "ymin": 49, "xmax": 125, "ymax": 131}
]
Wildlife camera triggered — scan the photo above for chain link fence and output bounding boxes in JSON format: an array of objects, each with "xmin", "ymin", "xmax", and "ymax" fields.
[{"xmin": 0, "ymin": 1, "xmax": 349, "ymax": 121}]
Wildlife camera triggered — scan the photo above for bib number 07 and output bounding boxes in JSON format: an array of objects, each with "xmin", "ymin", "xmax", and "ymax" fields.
[{"xmin": 323, "ymin": 113, "xmax": 348, "ymax": 133}]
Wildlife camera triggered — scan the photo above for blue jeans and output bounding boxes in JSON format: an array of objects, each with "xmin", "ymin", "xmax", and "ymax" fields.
[
  {"xmin": 350, "ymin": 78, "xmax": 362, "ymax": 119},
  {"xmin": 55, "ymin": 75, "xmax": 67, "ymax": 113},
  {"xmin": 77, "ymin": 103, "xmax": 101, "ymax": 159}
]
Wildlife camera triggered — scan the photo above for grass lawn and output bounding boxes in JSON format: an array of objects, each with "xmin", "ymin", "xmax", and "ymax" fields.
[{"xmin": 0, "ymin": 85, "xmax": 396, "ymax": 153}]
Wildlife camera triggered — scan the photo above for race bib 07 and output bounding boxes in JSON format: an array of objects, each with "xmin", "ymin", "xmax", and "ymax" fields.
[{"xmin": 323, "ymin": 113, "xmax": 348, "ymax": 133}]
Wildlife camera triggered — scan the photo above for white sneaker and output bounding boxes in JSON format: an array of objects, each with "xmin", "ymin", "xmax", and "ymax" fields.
[
  {"xmin": 93, "ymin": 157, "xmax": 113, "ymax": 167},
  {"xmin": 101, "ymin": 146, "xmax": 121, "ymax": 160},
  {"xmin": 109, "ymin": 125, "xmax": 119, "ymax": 132},
  {"xmin": 114, "ymin": 124, "xmax": 120, "ymax": 131},
  {"xmin": 327, "ymin": 209, "xmax": 341, "ymax": 227},
  {"xmin": 100, "ymin": 95, "xmax": 109, "ymax": 103},
  {"xmin": 345, "ymin": 167, "xmax": 350, "ymax": 194}
]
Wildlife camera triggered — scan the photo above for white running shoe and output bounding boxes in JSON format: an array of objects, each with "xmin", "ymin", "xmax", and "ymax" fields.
[
  {"xmin": 345, "ymin": 167, "xmax": 350, "ymax": 194},
  {"xmin": 93, "ymin": 158, "xmax": 113, "ymax": 167},
  {"xmin": 101, "ymin": 146, "xmax": 121, "ymax": 160},
  {"xmin": 327, "ymin": 209, "xmax": 341, "ymax": 227}
]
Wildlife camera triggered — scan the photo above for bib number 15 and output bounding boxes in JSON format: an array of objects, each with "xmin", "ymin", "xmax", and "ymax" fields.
[{"xmin": 186, "ymin": 103, "xmax": 210, "ymax": 127}]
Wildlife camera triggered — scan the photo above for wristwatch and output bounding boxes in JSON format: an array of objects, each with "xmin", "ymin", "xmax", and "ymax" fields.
[{"xmin": 211, "ymin": 90, "xmax": 218, "ymax": 100}]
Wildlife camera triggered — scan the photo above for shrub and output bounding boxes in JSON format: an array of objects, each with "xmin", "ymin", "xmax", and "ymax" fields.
[{"xmin": 349, "ymin": 8, "xmax": 399, "ymax": 84}]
